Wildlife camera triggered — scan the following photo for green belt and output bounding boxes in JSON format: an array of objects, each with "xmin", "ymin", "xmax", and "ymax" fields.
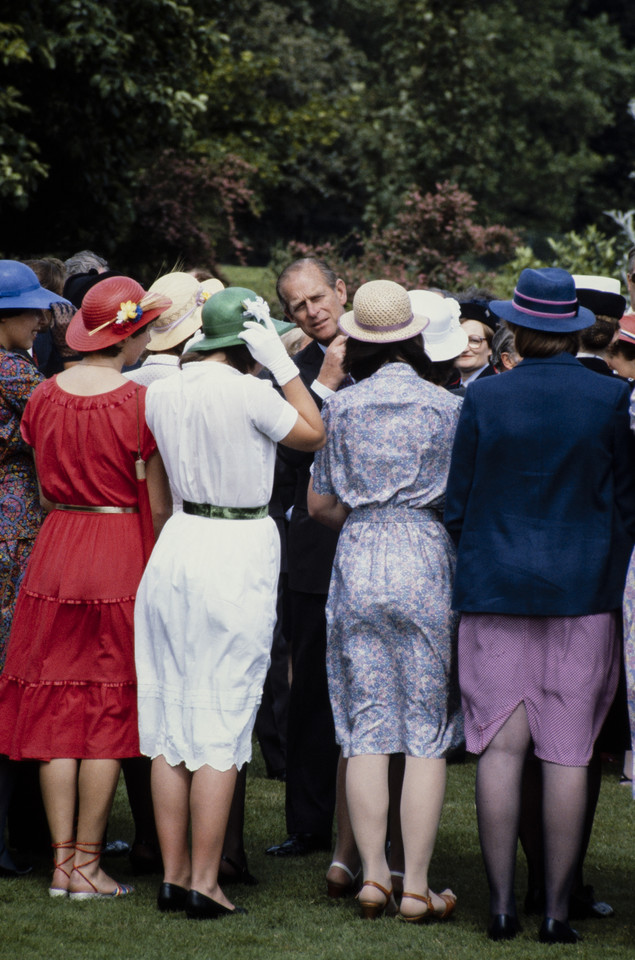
[{"xmin": 183, "ymin": 501, "xmax": 268, "ymax": 520}]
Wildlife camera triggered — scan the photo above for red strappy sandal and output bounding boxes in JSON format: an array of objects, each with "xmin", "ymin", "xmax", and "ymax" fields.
[
  {"xmin": 49, "ymin": 839, "xmax": 75, "ymax": 898},
  {"xmin": 68, "ymin": 841, "xmax": 134, "ymax": 901}
]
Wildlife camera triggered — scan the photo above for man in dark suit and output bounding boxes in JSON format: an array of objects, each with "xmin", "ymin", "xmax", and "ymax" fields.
[{"xmin": 265, "ymin": 258, "xmax": 351, "ymax": 860}]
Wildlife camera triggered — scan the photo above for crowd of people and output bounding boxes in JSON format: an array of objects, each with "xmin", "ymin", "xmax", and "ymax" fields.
[{"xmin": 1, "ymin": 248, "xmax": 634, "ymax": 943}]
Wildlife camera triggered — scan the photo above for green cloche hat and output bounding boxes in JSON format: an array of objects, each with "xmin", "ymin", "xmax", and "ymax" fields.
[{"xmin": 188, "ymin": 286, "xmax": 295, "ymax": 352}]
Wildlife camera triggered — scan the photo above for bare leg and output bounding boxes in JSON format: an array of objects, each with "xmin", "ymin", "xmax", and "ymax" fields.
[
  {"xmin": 151, "ymin": 755, "xmax": 192, "ymax": 888},
  {"xmin": 399, "ymin": 756, "xmax": 449, "ymax": 918},
  {"xmin": 40, "ymin": 758, "xmax": 78, "ymax": 892},
  {"xmin": 541, "ymin": 761, "xmax": 587, "ymax": 923},
  {"xmin": 70, "ymin": 759, "xmax": 123, "ymax": 894},
  {"xmin": 346, "ymin": 754, "xmax": 391, "ymax": 907},
  {"xmin": 326, "ymin": 754, "xmax": 359, "ymax": 890},
  {"xmin": 190, "ymin": 764, "xmax": 237, "ymax": 909},
  {"xmin": 475, "ymin": 703, "xmax": 532, "ymax": 917}
]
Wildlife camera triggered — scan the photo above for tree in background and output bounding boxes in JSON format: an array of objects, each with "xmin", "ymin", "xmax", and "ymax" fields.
[
  {"xmin": 1, "ymin": 0, "xmax": 210, "ymax": 261},
  {"xmin": 2, "ymin": 0, "xmax": 635, "ymax": 274},
  {"xmin": 279, "ymin": 181, "xmax": 518, "ymax": 297}
]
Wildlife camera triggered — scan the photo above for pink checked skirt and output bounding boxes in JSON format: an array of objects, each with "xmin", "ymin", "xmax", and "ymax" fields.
[{"xmin": 458, "ymin": 612, "xmax": 620, "ymax": 766}]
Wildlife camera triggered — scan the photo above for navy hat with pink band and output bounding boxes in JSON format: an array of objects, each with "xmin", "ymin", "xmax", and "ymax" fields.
[{"xmin": 489, "ymin": 267, "xmax": 595, "ymax": 333}]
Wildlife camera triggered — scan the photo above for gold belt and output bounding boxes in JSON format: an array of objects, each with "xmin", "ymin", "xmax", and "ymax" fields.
[{"xmin": 53, "ymin": 504, "xmax": 139, "ymax": 514}]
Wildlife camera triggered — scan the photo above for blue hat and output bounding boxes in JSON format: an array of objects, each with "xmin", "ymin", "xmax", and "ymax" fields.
[
  {"xmin": 489, "ymin": 268, "xmax": 594, "ymax": 333},
  {"xmin": 0, "ymin": 260, "xmax": 71, "ymax": 312}
]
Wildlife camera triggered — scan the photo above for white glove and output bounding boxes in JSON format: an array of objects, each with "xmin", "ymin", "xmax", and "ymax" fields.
[{"xmin": 238, "ymin": 299, "xmax": 299, "ymax": 385}]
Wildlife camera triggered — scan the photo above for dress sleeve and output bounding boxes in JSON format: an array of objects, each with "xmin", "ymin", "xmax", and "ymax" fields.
[
  {"xmin": 136, "ymin": 386, "xmax": 158, "ymax": 461},
  {"xmin": 312, "ymin": 399, "xmax": 335, "ymax": 496},
  {"xmin": 249, "ymin": 377, "xmax": 298, "ymax": 442}
]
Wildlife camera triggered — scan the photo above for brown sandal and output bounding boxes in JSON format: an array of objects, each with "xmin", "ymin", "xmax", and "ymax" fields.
[
  {"xmin": 357, "ymin": 880, "xmax": 397, "ymax": 919},
  {"xmin": 399, "ymin": 891, "xmax": 433, "ymax": 923}
]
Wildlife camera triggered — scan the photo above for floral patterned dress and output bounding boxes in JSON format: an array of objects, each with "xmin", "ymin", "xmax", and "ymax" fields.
[
  {"xmin": 0, "ymin": 350, "xmax": 45, "ymax": 671},
  {"xmin": 312, "ymin": 363, "xmax": 464, "ymax": 757}
]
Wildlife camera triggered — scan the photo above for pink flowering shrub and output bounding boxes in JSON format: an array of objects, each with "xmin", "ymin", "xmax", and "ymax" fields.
[{"xmin": 284, "ymin": 182, "xmax": 517, "ymax": 297}]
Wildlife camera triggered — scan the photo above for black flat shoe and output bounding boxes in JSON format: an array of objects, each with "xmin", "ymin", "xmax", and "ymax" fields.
[
  {"xmin": 157, "ymin": 882, "xmax": 188, "ymax": 913},
  {"xmin": 219, "ymin": 855, "xmax": 258, "ymax": 886},
  {"xmin": 488, "ymin": 914, "xmax": 521, "ymax": 941},
  {"xmin": 265, "ymin": 833, "xmax": 331, "ymax": 857},
  {"xmin": 185, "ymin": 889, "xmax": 247, "ymax": 920},
  {"xmin": 538, "ymin": 917, "xmax": 581, "ymax": 944}
]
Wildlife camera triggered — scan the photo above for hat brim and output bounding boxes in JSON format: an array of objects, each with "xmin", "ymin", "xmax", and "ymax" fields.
[
  {"xmin": 575, "ymin": 289, "xmax": 626, "ymax": 320},
  {"xmin": 66, "ymin": 305, "xmax": 165, "ymax": 352},
  {"xmin": 187, "ymin": 317, "xmax": 296, "ymax": 354},
  {"xmin": 0, "ymin": 287, "xmax": 71, "ymax": 312},
  {"xmin": 489, "ymin": 300, "xmax": 595, "ymax": 332},
  {"xmin": 147, "ymin": 314, "xmax": 203, "ymax": 352},
  {"xmin": 338, "ymin": 310, "xmax": 429, "ymax": 343},
  {"xmin": 424, "ymin": 326, "xmax": 469, "ymax": 362}
]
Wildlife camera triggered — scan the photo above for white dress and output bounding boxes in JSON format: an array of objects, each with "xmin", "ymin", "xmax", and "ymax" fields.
[{"xmin": 134, "ymin": 362, "xmax": 297, "ymax": 771}]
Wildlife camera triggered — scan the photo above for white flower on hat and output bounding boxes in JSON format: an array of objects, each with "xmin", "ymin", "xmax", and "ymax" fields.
[{"xmin": 242, "ymin": 296, "xmax": 270, "ymax": 325}]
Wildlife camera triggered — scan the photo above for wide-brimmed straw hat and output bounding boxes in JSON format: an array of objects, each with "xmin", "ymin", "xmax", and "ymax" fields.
[
  {"xmin": 572, "ymin": 275, "xmax": 626, "ymax": 320},
  {"xmin": 0, "ymin": 260, "xmax": 71, "ymax": 311},
  {"xmin": 188, "ymin": 286, "xmax": 295, "ymax": 353},
  {"xmin": 66, "ymin": 276, "xmax": 172, "ymax": 351},
  {"xmin": 339, "ymin": 280, "xmax": 429, "ymax": 343},
  {"xmin": 408, "ymin": 290, "xmax": 468, "ymax": 361},
  {"xmin": 146, "ymin": 273, "xmax": 224, "ymax": 352},
  {"xmin": 489, "ymin": 268, "xmax": 594, "ymax": 332}
]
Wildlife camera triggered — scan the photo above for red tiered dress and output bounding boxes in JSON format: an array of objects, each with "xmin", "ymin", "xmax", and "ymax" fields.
[{"xmin": 0, "ymin": 378, "xmax": 156, "ymax": 761}]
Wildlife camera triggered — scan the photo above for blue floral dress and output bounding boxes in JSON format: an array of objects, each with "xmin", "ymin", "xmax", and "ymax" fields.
[
  {"xmin": 0, "ymin": 351, "xmax": 45, "ymax": 671},
  {"xmin": 313, "ymin": 363, "xmax": 464, "ymax": 757}
]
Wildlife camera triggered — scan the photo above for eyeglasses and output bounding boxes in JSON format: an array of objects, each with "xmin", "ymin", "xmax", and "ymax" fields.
[{"xmin": 467, "ymin": 335, "xmax": 487, "ymax": 346}]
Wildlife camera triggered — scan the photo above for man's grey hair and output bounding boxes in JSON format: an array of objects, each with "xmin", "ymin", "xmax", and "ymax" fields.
[
  {"xmin": 491, "ymin": 322, "xmax": 516, "ymax": 371},
  {"xmin": 64, "ymin": 249, "xmax": 109, "ymax": 278},
  {"xmin": 276, "ymin": 257, "xmax": 337, "ymax": 314}
]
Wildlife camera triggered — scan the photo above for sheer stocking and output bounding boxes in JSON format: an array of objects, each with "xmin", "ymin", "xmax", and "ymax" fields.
[
  {"xmin": 475, "ymin": 704, "xmax": 531, "ymax": 916},
  {"xmin": 541, "ymin": 761, "xmax": 587, "ymax": 922}
]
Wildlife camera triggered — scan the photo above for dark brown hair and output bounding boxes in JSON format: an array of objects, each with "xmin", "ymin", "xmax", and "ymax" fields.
[
  {"xmin": 179, "ymin": 343, "xmax": 255, "ymax": 374},
  {"xmin": 507, "ymin": 322, "xmax": 579, "ymax": 358},
  {"xmin": 609, "ymin": 339, "xmax": 635, "ymax": 363},
  {"xmin": 344, "ymin": 334, "xmax": 430, "ymax": 382},
  {"xmin": 82, "ymin": 323, "xmax": 150, "ymax": 357}
]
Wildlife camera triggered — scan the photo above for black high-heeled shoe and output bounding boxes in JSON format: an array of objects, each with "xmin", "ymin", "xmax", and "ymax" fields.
[
  {"xmin": 488, "ymin": 914, "xmax": 521, "ymax": 941},
  {"xmin": 185, "ymin": 889, "xmax": 247, "ymax": 920},
  {"xmin": 538, "ymin": 917, "xmax": 581, "ymax": 944},
  {"xmin": 157, "ymin": 882, "xmax": 188, "ymax": 913}
]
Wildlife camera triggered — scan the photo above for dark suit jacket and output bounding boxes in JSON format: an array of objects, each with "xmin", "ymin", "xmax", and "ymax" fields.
[
  {"xmin": 444, "ymin": 352, "xmax": 635, "ymax": 616},
  {"xmin": 275, "ymin": 340, "xmax": 339, "ymax": 594}
]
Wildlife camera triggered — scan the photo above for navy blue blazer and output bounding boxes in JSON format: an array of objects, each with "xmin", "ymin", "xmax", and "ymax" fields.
[{"xmin": 444, "ymin": 353, "xmax": 635, "ymax": 616}]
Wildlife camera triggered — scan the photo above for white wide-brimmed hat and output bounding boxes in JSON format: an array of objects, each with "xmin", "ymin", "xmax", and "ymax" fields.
[
  {"xmin": 408, "ymin": 290, "xmax": 468, "ymax": 361},
  {"xmin": 339, "ymin": 279, "xmax": 429, "ymax": 343},
  {"xmin": 146, "ymin": 272, "xmax": 224, "ymax": 352}
]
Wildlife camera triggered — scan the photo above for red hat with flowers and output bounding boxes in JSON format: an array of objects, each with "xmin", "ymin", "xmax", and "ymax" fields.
[{"xmin": 66, "ymin": 276, "xmax": 172, "ymax": 351}]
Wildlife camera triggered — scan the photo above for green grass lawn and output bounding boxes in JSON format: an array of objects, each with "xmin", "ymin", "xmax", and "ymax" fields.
[
  {"xmin": 220, "ymin": 265, "xmax": 279, "ymax": 311},
  {"xmin": 1, "ymin": 752, "xmax": 633, "ymax": 960}
]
